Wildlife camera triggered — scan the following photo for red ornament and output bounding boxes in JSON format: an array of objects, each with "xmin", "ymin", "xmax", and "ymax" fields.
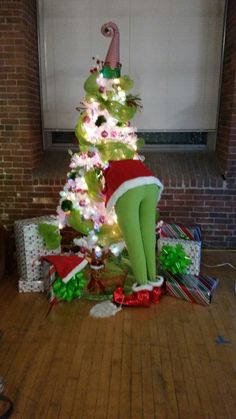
[
  {"xmin": 79, "ymin": 199, "xmax": 86, "ymax": 207},
  {"xmin": 99, "ymin": 86, "xmax": 105, "ymax": 93},
  {"xmin": 99, "ymin": 216, "xmax": 105, "ymax": 224}
]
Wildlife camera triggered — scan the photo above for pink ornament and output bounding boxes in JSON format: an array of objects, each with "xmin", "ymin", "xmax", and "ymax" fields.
[
  {"xmin": 99, "ymin": 86, "xmax": 105, "ymax": 93},
  {"xmin": 111, "ymin": 131, "xmax": 117, "ymax": 137},
  {"xmin": 79, "ymin": 199, "xmax": 86, "ymax": 207},
  {"xmin": 99, "ymin": 216, "xmax": 105, "ymax": 224},
  {"xmin": 83, "ymin": 115, "xmax": 90, "ymax": 124},
  {"xmin": 101, "ymin": 130, "xmax": 108, "ymax": 138}
]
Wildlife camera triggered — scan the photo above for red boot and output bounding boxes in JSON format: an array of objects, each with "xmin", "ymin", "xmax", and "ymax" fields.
[
  {"xmin": 148, "ymin": 276, "xmax": 165, "ymax": 304},
  {"xmin": 113, "ymin": 287, "xmax": 151, "ymax": 307},
  {"xmin": 150, "ymin": 286, "xmax": 165, "ymax": 304}
]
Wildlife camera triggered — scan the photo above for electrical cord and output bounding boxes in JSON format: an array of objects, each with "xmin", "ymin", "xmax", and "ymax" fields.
[
  {"xmin": 202, "ymin": 262, "xmax": 236, "ymax": 271},
  {"xmin": 202, "ymin": 262, "xmax": 236, "ymax": 292}
]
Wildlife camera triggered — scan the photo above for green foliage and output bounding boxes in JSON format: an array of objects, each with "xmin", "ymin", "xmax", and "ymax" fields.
[
  {"xmin": 67, "ymin": 209, "xmax": 93, "ymax": 235},
  {"xmin": 126, "ymin": 94, "xmax": 142, "ymax": 109},
  {"xmin": 38, "ymin": 223, "xmax": 61, "ymax": 250},
  {"xmin": 61, "ymin": 199, "xmax": 73, "ymax": 212},
  {"xmin": 136, "ymin": 137, "xmax": 145, "ymax": 150},
  {"xmin": 84, "ymin": 170, "xmax": 103, "ymax": 201},
  {"xmin": 97, "ymin": 223, "xmax": 123, "ymax": 246},
  {"xmin": 109, "ymin": 249, "xmax": 131, "ymax": 273},
  {"xmin": 97, "ymin": 141, "xmax": 135, "ymax": 161},
  {"xmin": 107, "ymin": 101, "xmax": 137, "ymax": 123},
  {"xmin": 119, "ymin": 75, "xmax": 134, "ymax": 91},
  {"xmin": 84, "ymin": 72, "xmax": 100, "ymax": 95},
  {"xmin": 75, "ymin": 113, "xmax": 88, "ymax": 144}
]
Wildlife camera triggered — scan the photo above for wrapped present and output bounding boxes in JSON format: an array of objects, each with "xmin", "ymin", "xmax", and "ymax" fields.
[
  {"xmin": 14, "ymin": 216, "xmax": 61, "ymax": 292},
  {"xmin": 157, "ymin": 222, "xmax": 201, "ymax": 241},
  {"xmin": 18, "ymin": 279, "xmax": 44, "ymax": 293},
  {"xmin": 43, "ymin": 260, "xmax": 57, "ymax": 303},
  {"xmin": 42, "ymin": 255, "xmax": 88, "ymax": 303},
  {"xmin": 157, "ymin": 222, "xmax": 201, "ymax": 275},
  {"xmin": 165, "ymin": 271, "xmax": 218, "ymax": 305}
]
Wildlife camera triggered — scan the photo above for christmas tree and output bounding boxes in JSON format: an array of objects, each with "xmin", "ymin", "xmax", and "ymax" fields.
[
  {"xmin": 57, "ymin": 22, "xmax": 143, "ymax": 255},
  {"xmin": 40, "ymin": 22, "xmax": 164, "ymax": 306}
]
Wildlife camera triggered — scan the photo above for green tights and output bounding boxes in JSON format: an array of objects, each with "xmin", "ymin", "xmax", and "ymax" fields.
[{"xmin": 115, "ymin": 184, "xmax": 160, "ymax": 285}]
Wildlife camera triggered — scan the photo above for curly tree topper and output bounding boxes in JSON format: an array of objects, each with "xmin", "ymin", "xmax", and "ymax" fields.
[{"xmin": 101, "ymin": 22, "xmax": 120, "ymax": 69}]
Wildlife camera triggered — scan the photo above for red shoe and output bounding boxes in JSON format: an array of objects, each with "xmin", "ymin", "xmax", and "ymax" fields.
[
  {"xmin": 150, "ymin": 286, "xmax": 165, "ymax": 304},
  {"xmin": 113, "ymin": 287, "xmax": 151, "ymax": 307}
]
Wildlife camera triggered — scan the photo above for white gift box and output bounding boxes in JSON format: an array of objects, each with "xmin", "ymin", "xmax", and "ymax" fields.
[
  {"xmin": 14, "ymin": 216, "xmax": 61, "ymax": 292},
  {"xmin": 157, "ymin": 237, "xmax": 201, "ymax": 276},
  {"xmin": 18, "ymin": 280, "xmax": 44, "ymax": 293}
]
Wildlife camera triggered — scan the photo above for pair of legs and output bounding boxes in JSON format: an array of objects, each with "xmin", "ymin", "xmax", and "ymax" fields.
[{"xmin": 115, "ymin": 184, "xmax": 161, "ymax": 286}]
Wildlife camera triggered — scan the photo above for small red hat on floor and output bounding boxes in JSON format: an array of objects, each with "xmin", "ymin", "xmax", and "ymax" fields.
[{"xmin": 42, "ymin": 255, "xmax": 88, "ymax": 283}]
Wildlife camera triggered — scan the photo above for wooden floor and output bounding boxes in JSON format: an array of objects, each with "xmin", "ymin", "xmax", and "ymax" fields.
[{"xmin": 1, "ymin": 251, "xmax": 236, "ymax": 419}]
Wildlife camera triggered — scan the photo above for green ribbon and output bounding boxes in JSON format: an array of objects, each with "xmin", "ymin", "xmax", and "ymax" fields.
[
  {"xmin": 159, "ymin": 244, "xmax": 191, "ymax": 275},
  {"xmin": 52, "ymin": 272, "xmax": 87, "ymax": 302}
]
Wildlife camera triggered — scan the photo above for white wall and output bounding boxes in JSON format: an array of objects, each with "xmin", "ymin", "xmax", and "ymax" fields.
[{"xmin": 38, "ymin": 0, "xmax": 225, "ymax": 131}]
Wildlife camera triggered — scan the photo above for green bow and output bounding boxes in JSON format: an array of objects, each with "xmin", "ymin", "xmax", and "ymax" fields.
[
  {"xmin": 160, "ymin": 244, "xmax": 191, "ymax": 275},
  {"xmin": 52, "ymin": 272, "xmax": 87, "ymax": 302}
]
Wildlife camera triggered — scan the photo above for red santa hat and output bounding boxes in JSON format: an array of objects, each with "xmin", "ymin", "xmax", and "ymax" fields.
[
  {"xmin": 42, "ymin": 255, "xmax": 88, "ymax": 284},
  {"xmin": 103, "ymin": 159, "xmax": 163, "ymax": 211}
]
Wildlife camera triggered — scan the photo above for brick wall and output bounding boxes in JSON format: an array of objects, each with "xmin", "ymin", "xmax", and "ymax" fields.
[
  {"xmin": 0, "ymin": 0, "xmax": 43, "ymax": 223},
  {"xmin": 216, "ymin": 0, "xmax": 236, "ymax": 178},
  {"xmin": 159, "ymin": 186, "xmax": 236, "ymax": 249},
  {"xmin": 0, "ymin": 0, "xmax": 236, "ymax": 248}
]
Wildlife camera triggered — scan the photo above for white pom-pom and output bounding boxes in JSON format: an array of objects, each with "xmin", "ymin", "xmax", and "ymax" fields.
[{"xmin": 89, "ymin": 301, "xmax": 122, "ymax": 318}]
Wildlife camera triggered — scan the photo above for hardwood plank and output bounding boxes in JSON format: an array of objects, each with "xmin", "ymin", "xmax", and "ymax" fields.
[
  {"xmin": 0, "ymin": 250, "xmax": 236, "ymax": 418},
  {"xmin": 106, "ymin": 311, "xmax": 123, "ymax": 419}
]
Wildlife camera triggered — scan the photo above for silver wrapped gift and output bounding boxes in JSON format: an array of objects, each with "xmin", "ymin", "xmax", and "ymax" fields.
[{"xmin": 14, "ymin": 216, "xmax": 61, "ymax": 292}]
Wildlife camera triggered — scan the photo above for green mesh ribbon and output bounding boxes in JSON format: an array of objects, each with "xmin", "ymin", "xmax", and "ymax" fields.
[
  {"xmin": 38, "ymin": 223, "xmax": 61, "ymax": 250},
  {"xmin": 84, "ymin": 170, "xmax": 103, "ymax": 201},
  {"xmin": 96, "ymin": 141, "xmax": 135, "ymax": 161},
  {"xmin": 159, "ymin": 244, "xmax": 191, "ymax": 275},
  {"xmin": 67, "ymin": 209, "xmax": 93, "ymax": 235},
  {"xmin": 52, "ymin": 272, "xmax": 87, "ymax": 302}
]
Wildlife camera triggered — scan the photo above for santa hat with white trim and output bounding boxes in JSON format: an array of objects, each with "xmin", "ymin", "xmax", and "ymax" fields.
[{"xmin": 42, "ymin": 255, "xmax": 88, "ymax": 284}]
